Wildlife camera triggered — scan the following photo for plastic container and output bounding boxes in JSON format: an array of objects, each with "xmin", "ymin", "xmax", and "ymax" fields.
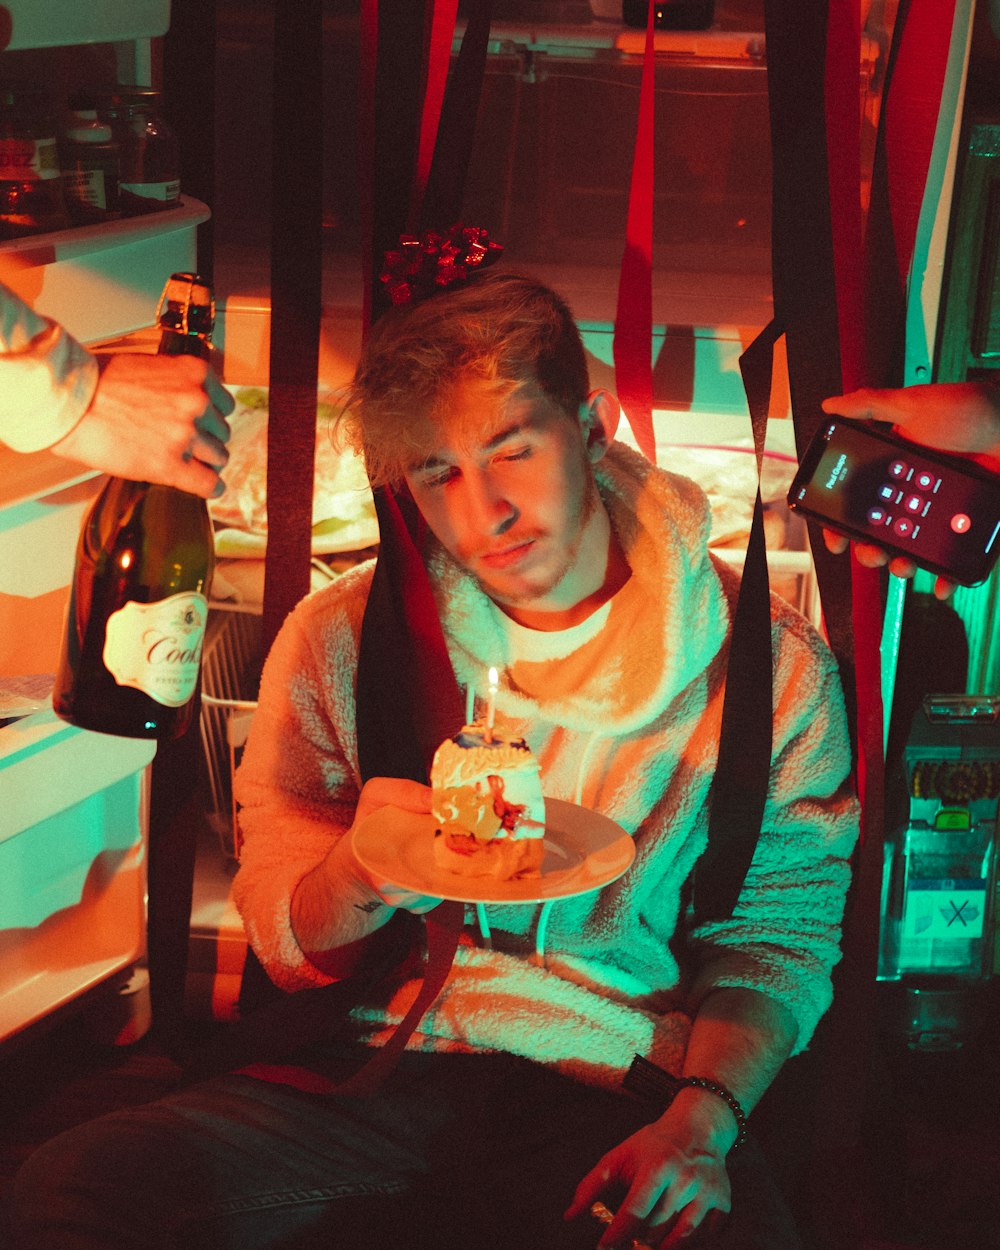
[
  {"xmin": 878, "ymin": 696, "xmax": 1000, "ymax": 984},
  {"xmin": 881, "ymin": 817, "xmax": 996, "ymax": 979},
  {"xmin": 876, "ymin": 695, "xmax": 1000, "ymax": 1050}
]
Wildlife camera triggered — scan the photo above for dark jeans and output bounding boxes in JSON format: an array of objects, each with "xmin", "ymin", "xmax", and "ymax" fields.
[{"xmin": 8, "ymin": 1047, "xmax": 801, "ymax": 1250}]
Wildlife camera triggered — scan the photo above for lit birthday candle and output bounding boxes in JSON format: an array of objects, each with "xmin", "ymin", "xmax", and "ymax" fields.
[{"xmin": 485, "ymin": 665, "xmax": 498, "ymax": 742}]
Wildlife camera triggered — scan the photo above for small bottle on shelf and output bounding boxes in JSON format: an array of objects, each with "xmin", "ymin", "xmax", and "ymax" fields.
[
  {"xmin": 52, "ymin": 274, "xmax": 217, "ymax": 741},
  {"xmin": 60, "ymin": 94, "xmax": 121, "ymax": 225},
  {"xmin": 114, "ymin": 87, "xmax": 181, "ymax": 215},
  {"xmin": 0, "ymin": 84, "xmax": 70, "ymax": 239}
]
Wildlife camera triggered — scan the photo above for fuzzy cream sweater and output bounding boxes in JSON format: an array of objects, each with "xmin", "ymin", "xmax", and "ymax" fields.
[{"xmin": 233, "ymin": 442, "xmax": 859, "ymax": 1092}]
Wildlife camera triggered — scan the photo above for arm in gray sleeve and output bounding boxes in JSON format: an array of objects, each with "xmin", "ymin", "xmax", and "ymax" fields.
[{"xmin": 0, "ymin": 280, "xmax": 99, "ymax": 453}]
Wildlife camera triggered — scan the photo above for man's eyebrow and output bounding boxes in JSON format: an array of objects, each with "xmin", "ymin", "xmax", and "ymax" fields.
[
  {"xmin": 411, "ymin": 419, "xmax": 534, "ymax": 474},
  {"xmin": 412, "ymin": 453, "xmax": 450, "ymax": 473},
  {"xmin": 483, "ymin": 418, "xmax": 533, "ymax": 451}
]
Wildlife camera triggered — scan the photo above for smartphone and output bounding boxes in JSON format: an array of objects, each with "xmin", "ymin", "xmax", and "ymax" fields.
[{"xmin": 787, "ymin": 418, "xmax": 1000, "ymax": 587}]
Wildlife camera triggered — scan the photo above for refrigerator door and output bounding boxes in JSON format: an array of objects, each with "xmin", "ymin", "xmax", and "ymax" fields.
[
  {"xmin": 0, "ymin": 709, "xmax": 155, "ymax": 1041},
  {"xmin": 1, "ymin": 0, "xmax": 205, "ymax": 1041}
]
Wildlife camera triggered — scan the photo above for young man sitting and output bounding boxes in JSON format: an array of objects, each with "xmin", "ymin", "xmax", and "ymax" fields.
[{"xmin": 11, "ymin": 268, "xmax": 858, "ymax": 1250}]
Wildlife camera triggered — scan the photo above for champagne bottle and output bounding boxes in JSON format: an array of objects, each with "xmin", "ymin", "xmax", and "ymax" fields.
[{"xmin": 52, "ymin": 273, "xmax": 217, "ymax": 740}]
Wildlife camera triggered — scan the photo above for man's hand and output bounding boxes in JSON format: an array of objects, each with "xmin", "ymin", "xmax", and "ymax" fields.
[
  {"xmin": 349, "ymin": 777, "xmax": 443, "ymax": 914},
  {"xmin": 822, "ymin": 383, "xmax": 1000, "ymax": 463},
  {"xmin": 819, "ymin": 383, "xmax": 1000, "ymax": 600},
  {"xmin": 291, "ymin": 776, "xmax": 443, "ymax": 976},
  {"xmin": 568, "ymin": 990, "xmax": 797, "ymax": 1248},
  {"xmin": 565, "ymin": 1090, "xmax": 735, "ymax": 1249},
  {"xmin": 51, "ymin": 353, "xmax": 235, "ymax": 498}
]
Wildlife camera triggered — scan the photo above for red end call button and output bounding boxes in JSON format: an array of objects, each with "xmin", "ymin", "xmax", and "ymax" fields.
[{"xmin": 951, "ymin": 513, "xmax": 972, "ymax": 534}]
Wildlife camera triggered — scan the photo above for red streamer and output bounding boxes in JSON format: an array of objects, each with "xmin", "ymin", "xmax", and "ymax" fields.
[
  {"xmin": 409, "ymin": 0, "xmax": 460, "ymax": 230},
  {"xmin": 824, "ymin": 0, "xmax": 865, "ymax": 393},
  {"xmin": 613, "ymin": 0, "xmax": 657, "ymax": 464},
  {"xmin": 882, "ymin": 1, "xmax": 961, "ymax": 303}
]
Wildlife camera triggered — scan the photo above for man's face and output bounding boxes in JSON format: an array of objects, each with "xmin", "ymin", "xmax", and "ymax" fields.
[{"xmin": 403, "ymin": 380, "xmax": 608, "ymax": 621}]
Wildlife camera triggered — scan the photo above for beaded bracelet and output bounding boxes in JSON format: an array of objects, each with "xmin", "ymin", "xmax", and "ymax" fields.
[
  {"xmin": 676, "ymin": 1075, "xmax": 749, "ymax": 1151},
  {"xmin": 622, "ymin": 1055, "xmax": 748, "ymax": 1151}
]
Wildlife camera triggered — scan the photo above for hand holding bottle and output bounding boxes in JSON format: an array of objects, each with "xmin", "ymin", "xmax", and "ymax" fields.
[
  {"xmin": 53, "ymin": 273, "xmax": 224, "ymax": 739},
  {"xmin": 51, "ymin": 352, "xmax": 235, "ymax": 498}
]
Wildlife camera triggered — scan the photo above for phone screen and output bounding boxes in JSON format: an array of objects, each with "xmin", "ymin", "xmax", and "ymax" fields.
[{"xmin": 788, "ymin": 420, "xmax": 1000, "ymax": 586}]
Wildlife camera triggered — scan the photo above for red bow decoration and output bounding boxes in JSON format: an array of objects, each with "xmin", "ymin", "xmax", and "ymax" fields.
[{"xmin": 379, "ymin": 223, "xmax": 504, "ymax": 306}]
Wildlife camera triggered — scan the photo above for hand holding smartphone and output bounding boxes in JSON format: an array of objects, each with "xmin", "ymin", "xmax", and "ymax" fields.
[{"xmin": 787, "ymin": 418, "xmax": 1000, "ymax": 588}]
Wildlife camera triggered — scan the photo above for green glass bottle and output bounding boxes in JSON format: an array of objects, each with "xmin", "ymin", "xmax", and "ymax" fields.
[{"xmin": 53, "ymin": 274, "xmax": 216, "ymax": 739}]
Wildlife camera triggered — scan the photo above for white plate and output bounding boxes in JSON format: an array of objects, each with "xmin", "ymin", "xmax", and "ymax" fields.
[{"xmin": 352, "ymin": 798, "xmax": 635, "ymax": 905}]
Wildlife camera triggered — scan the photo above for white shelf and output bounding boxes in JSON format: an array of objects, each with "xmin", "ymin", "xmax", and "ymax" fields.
[
  {"xmin": 0, "ymin": 196, "xmax": 210, "ymax": 342},
  {"xmin": 2, "ymin": 0, "xmax": 170, "ymax": 50},
  {"xmin": 0, "ymin": 195, "xmax": 208, "ymax": 265}
]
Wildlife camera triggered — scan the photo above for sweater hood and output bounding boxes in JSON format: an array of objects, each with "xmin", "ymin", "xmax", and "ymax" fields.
[{"xmin": 427, "ymin": 440, "xmax": 730, "ymax": 736}]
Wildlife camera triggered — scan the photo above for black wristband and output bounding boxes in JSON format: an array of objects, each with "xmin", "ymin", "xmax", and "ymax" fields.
[{"xmin": 622, "ymin": 1055, "xmax": 748, "ymax": 1151}]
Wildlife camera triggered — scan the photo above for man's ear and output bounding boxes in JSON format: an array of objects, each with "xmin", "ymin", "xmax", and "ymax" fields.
[{"xmin": 580, "ymin": 389, "xmax": 621, "ymax": 463}]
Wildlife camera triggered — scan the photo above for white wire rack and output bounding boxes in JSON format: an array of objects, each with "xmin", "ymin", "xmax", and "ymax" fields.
[
  {"xmin": 199, "ymin": 607, "xmax": 264, "ymax": 860},
  {"xmin": 198, "ymin": 558, "xmax": 352, "ymax": 859}
]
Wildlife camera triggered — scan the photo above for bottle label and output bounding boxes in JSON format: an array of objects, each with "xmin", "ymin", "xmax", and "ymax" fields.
[
  {"xmin": 119, "ymin": 179, "xmax": 180, "ymax": 202},
  {"xmin": 64, "ymin": 167, "xmax": 109, "ymax": 209},
  {"xmin": 903, "ymin": 877, "xmax": 987, "ymax": 941},
  {"xmin": 0, "ymin": 136, "xmax": 60, "ymax": 181},
  {"xmin": 103, "ymin": 592, "xmax": 208, "ymax": 707}
]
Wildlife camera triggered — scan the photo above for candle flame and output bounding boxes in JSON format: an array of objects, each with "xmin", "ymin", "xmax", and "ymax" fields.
[{"xmin": 488, "ymin": 665, "xmax": 498, "ymax": 689}]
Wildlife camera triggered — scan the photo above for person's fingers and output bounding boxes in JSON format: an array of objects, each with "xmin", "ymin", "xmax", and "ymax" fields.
[
  {"xmin": 187, "ymin": 427, "xmax": 230, "ymax": 471},
  {"xmin": 581, "ymin": 1165, "xmax": 669, "ymax": 1249},
  {"xmin": 160, "ymin": 355, "xmax": 234, "ymax": 426},
  {"xmin": 370, "ymin": 880, "xmax": 442, "ymax": 912},
  {"xmin": 655, "ymin": 1206, "xmax": 701, "ymax": 1248},
  {"xmin": 657, "ymin": 1207, "xmax": 727, "ymax": 1248},
  {"xmin": 407, "ymin": 898, "xmax": 442, "ymax": 914},
  {"xmin": 821, "ymin": 527, "xmax": 849, "ymax": 555},
  {"xmin": 821, "ymin": 527, "xmax": 926, "ymax": 583},
  {"xmin": 352, "ymin": 777, "xmax": 433, "ymax": 835},
  {"xmin": 204, "ymin": 371, "xmax": 236, "ymax": 416},
  {"xmin": 851, "ymin": 542, "xmax": 890, "ymax": 569},
  {"xmin": 173, "ymin": 455, "xmax": 226, "ymax": 500},
  {"xmin": 195, "ymin": 405, "xmax": 232, "ymax": 447},
  {"xmin": 564, "ymin": 1156, "xmax": 619, "ymax": 1222},
  {"xmin": 885, "ymin": 555, "xmax": 917, "ymax": 581},
  {"xmin": 822, "ymin": 522, "xmax": 896, "ymax": 565},
  {"xmin": 820, "ymin": 390, "xmax": 877, "ymax": 421}
]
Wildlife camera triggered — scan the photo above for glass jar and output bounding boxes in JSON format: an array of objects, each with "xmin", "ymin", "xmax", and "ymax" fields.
[
  {"xmin": 107, "ymin": 87, "xmax": 180, "ymax": 215},
  {"xmin": 0, "ymin": 85, "xmax": 70, "ymax": 239}
]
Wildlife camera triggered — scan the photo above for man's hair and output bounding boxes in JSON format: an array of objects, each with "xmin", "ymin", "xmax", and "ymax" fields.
[{"xmin": 340, "ymin": 272, "xmax": 590, "ymax": 487}]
